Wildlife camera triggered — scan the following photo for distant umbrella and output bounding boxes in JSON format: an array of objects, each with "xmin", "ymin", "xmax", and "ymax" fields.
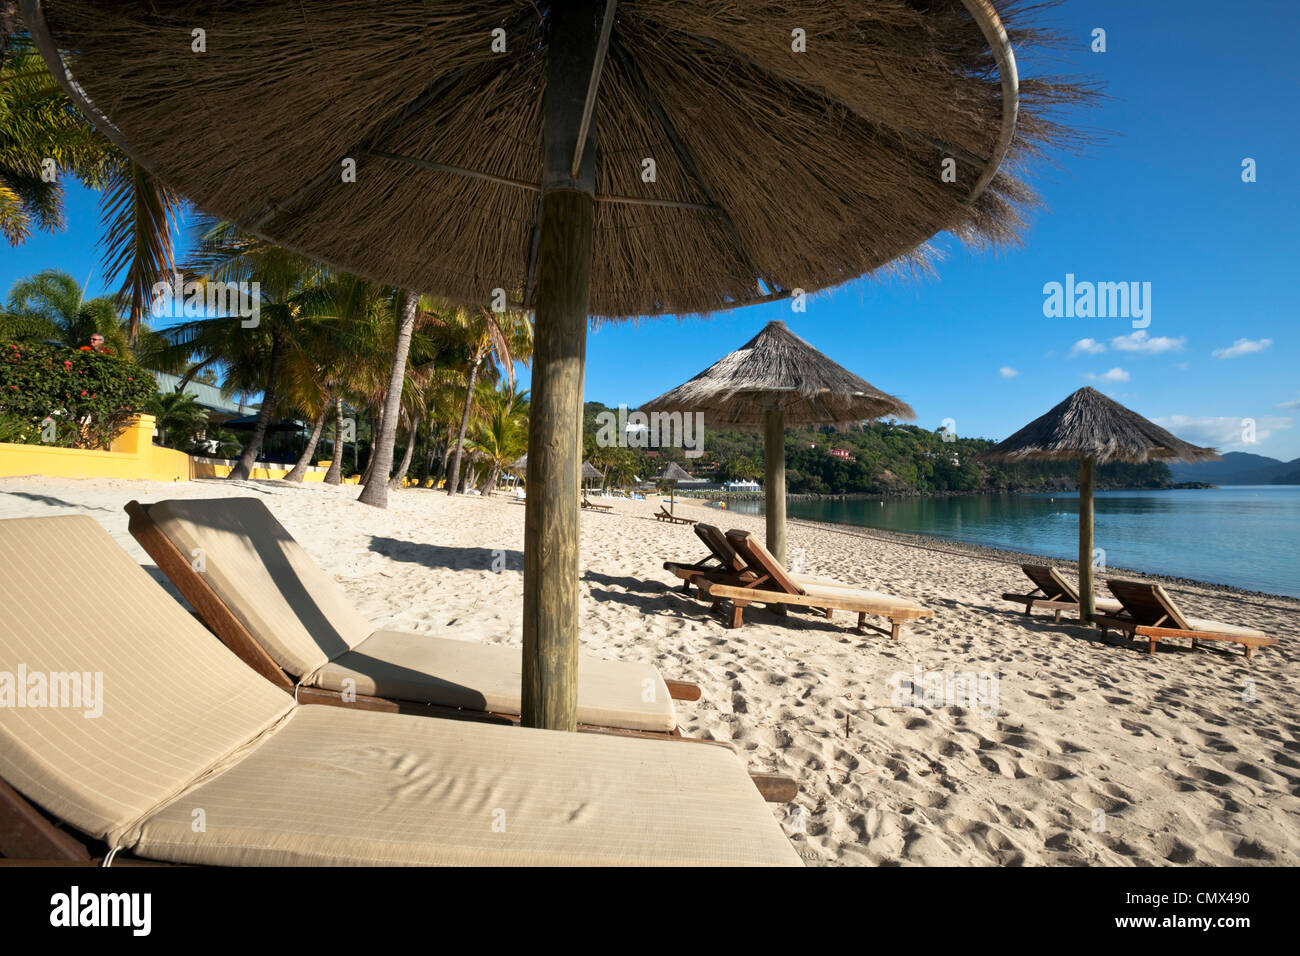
[
  {"xmin": 642, "ymin": 320, "xmax": 912, "ymax": 562},
  {"xmin": 581, "ymin": 460, "xmax": 604, "ymax": 492},
  {"xmin": 509, "ymin": 454, "xmax": 528, "ymax": 475},
  {"xmin": 652, "ymin": 461, "xmax": 693, "ymax": 514},
  {"xmin": 982, "ymin": 387, "xmax": 1218, "ymax": 620}
]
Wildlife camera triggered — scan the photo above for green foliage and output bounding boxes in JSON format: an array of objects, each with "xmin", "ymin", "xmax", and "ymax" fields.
[
  {"xmin": 146, "ymin": 389, "xmax": 210, "ymax": 449},
  {"xmin": 0, "ymin": 341, "xmax": 156, "ymax": 448}
]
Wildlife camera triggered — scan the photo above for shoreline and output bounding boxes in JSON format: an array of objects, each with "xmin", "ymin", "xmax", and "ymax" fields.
[{"xmin": 781, "ymin": 513, "xmax": 1300, "ymax": 609}]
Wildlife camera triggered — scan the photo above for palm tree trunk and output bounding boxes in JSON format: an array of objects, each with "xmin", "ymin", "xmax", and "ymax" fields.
[
  {"xmin": 228, "ymin": 333, "xmax": 284, "ymax": 480},
  {"xmin": 358, "ymin": 291, "xmax": 418, "ymax": 508},
  {"xmin": 325, "ymin": 397, "xmax": 345, "ymax": 484},
  {"xmin": 446, "ymin": 354, "xmax": 482, "ymax": 496},
  {"xmin": 389, "ymin": 411, "xmax": 417, "ymax": 488},
  {"xmin": 285, "ymin": 400, "xmax": 330, "ymax": 482}
]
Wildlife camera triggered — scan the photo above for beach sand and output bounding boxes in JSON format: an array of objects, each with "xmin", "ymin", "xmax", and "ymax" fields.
[{"xmin": 2, "ymin": 475, "xmax": 1296, "ymax": 866}]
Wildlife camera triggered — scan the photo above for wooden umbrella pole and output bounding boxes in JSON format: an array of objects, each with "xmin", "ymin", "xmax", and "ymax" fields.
[
  {"xmin": 764, "ymin": 407, "xmax": 787, "ymax": 567},
  {"xmin": 1078, "ymin": 455, "xmax": 1095, "ymax": 623},
  {"xmin": 521, "ymin": 0, "xmax": 606, "ymax": 731}
]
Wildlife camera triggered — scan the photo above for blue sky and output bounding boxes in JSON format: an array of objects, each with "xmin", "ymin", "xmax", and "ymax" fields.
[{"xmin": 5, "ymin": 0, "xmax": 1297, "ymax": 459}]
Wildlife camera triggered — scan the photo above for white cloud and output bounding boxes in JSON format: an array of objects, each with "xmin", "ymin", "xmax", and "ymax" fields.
[
  {"xmin": 1279, "ymin": 397, "xmax": 1300, "ymax": 410},
  {"xmin": 1212, "ymin": 337, "xmax": 1273, "ymax": 359},
  {"xmin": 1110, "ymin": 330, "xmax": 1185, "ymax": 354},
  {"xmin": 1086, "ymin": 367, "xmax": 1130, "ymax": 383},
  {"xmin": 1069, "ymin": 338, "xmax": 1105, "ymax": 356},
  {"xmin": 999, "ymin": 366, "xmax": 1019, "ymax": 379},
  {"xmin": 1154, "ymin": 415, "xmax": 1292, "ymax": 449}
]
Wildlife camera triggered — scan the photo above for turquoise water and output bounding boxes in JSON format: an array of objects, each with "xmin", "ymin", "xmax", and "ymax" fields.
[{"xmin": 722, "ymin": 486, "xmax": 1300, "ymax": 597}]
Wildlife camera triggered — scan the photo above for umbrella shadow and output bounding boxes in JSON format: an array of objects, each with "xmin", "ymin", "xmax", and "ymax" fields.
[
  {"xmin": 369, "ymin": 535, "xmax": 523, "ymax": 573},
  {"xmin": 0, "ymin": 491, "xmax": 116, "ymax": 513}
]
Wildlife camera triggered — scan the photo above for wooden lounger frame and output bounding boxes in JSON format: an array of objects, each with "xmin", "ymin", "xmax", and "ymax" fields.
[
  {"xmin": 655, "ymin": 506, "xmax": 696, "ymax": 525},
  {"xmin": 692, "ymin": 529, "xmax": 933, "ymax": 640},
  {"xmin": 124, "ymin": 501, "xmax": 794, "ymax": 803},
  {"xmin": 581, "ymin": 496, "xmax": 613, "ymax": 513},
  {"xmin": 1092, "ymin": 579, "xmax": 1277, "ymax": 660},
  {"xmin": 1002, "ymin": 564, "xmax": 1091, "ymax": 622}
]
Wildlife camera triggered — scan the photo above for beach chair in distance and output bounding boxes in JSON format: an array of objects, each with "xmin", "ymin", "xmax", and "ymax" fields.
[
  {"xmin": 690, "ymin": 530, "xmax": 933, "ymax": 639},
  {"xmin": 656, "ymin": 506, "xmax": 697, "ymax": 524},
  {"xmin": 1093, "ymin": 579, "xmax": 1277, "ymax": 660},
  {"xmin": 125, "ymin": 499, "xmax": 715, "ymax": 732},
  {"xmin": 582, "ymin": 496, "xmax": 613, "ymax": 513},
  {"xmin": 0, "ymin": 515, "xmax": 801, "ymax": 865},
  {"xmin": 1002, "ymin": 564, "xmax": 1122, "ymax": 622}
]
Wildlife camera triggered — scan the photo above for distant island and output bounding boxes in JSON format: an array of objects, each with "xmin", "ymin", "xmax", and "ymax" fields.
[{"xmin": 581, "ymin": 402, "xmax": 1251, "ymax": 498}]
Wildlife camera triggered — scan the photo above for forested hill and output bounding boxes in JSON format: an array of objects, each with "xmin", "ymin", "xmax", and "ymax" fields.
[{"xmin": 582, "ymin": 403, "xmax": 1173, "ymax": 496}]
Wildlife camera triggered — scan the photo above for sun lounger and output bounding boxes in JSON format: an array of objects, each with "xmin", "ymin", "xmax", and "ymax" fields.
[
  {"xmin": 1001, "ymin": 564, "xmax": 1122, "ymax": 622},
  {"xmin": 581, "ymin": 496, "xmax": 613, "ymax": 513},
  {"xmin": 1092, "ymin": 579, "xmax": 1277, "ymax": 659},
  {"xmin": 687, "ymin": 529, "xmax": 932, "ymax": 639},
  {"xmin": 665, "ymin": 523, "xmax": 854, "ymax": 594},
  {"xmin": 655, "ymin": 506, "xmax": 697, "ymax": 524},
  {"xmin": 125, "ymin": 498, "xmax": 702, "ymax": 737},
  {"xmin": 0, "ymin": 514, "xmax": 800, "ymax": 865}
]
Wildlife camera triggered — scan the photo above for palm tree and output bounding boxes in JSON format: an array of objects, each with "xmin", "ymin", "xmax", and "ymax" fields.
[
  {"xmin": 162, "ymin": 219, "xmax": 327, "ymax": 480},
  {"xmin": 0, "ymin": 34, "xmax": 111, "ymax": 245},
  {"xmin": 146, "ymin": 390, "xmax": 209, "ymax": 449},
  {"xmin": 444, "ymin": 304, "xmax": 532, "ymax": 496},
  {"xmin": 2, "ymin": 32, "xmax": 180, "ymax": 337},
  {"xmin": 467, "ymin": 385, "xmax": 530, "ymax": 496},
  {"xmin": 1, "ymin": 269, "xmax": 171, "ymax": 361},
  {"xmin": 357, "ymin": 289, "xmax": 419, "ymax": 508}
]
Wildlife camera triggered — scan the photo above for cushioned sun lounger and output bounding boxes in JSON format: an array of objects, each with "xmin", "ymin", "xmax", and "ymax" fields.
[
  {"xmin": 126, "ymin": 498, "xmax": 701, "ymax": 735},
  {"xmin": 0, "ymin": 515, "xmax": 801, "ymax": 866},
  {"xmin": 1001, "ymin": 564, "xmax": 1122, "ymax": 622},
  {"xmin": 688, "ymin": 530, "xmax": 932, "ymax": 639},
  {"xmin": 1092, "ymin": 579, "xmax": 1277, "ymax": 660}
]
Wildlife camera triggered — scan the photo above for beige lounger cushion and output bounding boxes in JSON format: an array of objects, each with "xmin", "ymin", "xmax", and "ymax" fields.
[
  {"xmin": 798, "ymin": 583, "xmax": 924, "ymax": 611},
  {"xmin": 310, "ymin": 630, "xmax": 676, "ymax": 732},
  {"xmin": 0, "ymin": 516, "xmax": 292, "ymax": 845},
  {"xmin": 1178, "ymin": 618, "xmax": 1268, "ymax": 641},
  {"xmin": 148, "ymin": 497, "xmax": 374, "ymax": 675},
  {"xmin": 149, "ymin": 498, "xmax": 678, "ymax": 731},
  {"xmin": 128, "ymin": 706, "xmax": 800, "ymax": 866}
]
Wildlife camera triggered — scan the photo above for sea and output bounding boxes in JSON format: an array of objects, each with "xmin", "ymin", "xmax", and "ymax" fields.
[{"xmin": 722, "ymin": 486, "xmax": 1300, "ymax": 598}]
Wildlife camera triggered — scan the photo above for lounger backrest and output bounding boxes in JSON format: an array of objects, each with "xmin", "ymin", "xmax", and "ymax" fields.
[
  {"xmin": 1021, "ymin": 565, "xmax": 1077, "ymax": 602},
  {"xmin": 147, "ymin": 498, "xmax": 374, "ymax": 676},
  {"xmin": 694, "ymin": 524, "xmax": 746, "ymax": 572},
  {"xmin": 723, "ymin": 530, "xmax": 803, "ymax": 595},
  {"xmin": 1106, "ymin": 579, "xmax": 1192, "ymax": 630},
  {"xmin": 0, "ymin": 516, "xmax": 292, "ymax": 846}
]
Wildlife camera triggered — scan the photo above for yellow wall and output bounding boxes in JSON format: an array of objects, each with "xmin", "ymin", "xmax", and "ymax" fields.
[{"xmin": 0, "ymin": 415, "xmax": 360, "ymax": 483}]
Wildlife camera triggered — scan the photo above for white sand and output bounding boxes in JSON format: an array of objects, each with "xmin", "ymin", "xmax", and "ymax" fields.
[{"xmin": 2, "ymin": 475, "xmax": 1297, "ymax": 866}]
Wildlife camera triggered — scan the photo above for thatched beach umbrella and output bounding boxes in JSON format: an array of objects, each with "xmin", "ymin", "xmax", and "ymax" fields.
[
  {"xmin": 24, "ymin": 0, "xmax": 1081, "ymax": 731},
  {"xmin": 982, "ymin": 387, "xmax": 1218, "ymax": 621},
  {"xmin": 509, "ymin": 453, "xmax": 528, "ymax": 475},
  {"xmin": 652, "ymin": 461, "xmax": 693, "ymax": 514},
  {"xmin": 581, "ymin": 459, "xmax": 603, "ymax": 492},
  {"xmin": 642, "ymin": 321, "xmax": 912, "ymax": 564}
]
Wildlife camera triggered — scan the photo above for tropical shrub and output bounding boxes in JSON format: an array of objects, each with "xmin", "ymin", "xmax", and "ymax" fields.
[{"xmin": 0, "ymin": 341, "xmax": 157, "ymax": 448}]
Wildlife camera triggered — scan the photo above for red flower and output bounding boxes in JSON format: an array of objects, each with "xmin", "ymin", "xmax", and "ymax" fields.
[
  {"xmin": 79, "ymin": 346, "xmax": 93, "ymax": 352},
  {"xmin": 80, "ymin": 390, "xmax": 88, "ymax": 397},
  {"xmin": 63, "ymin": 361, "xmax": 72, "ymax": 370}
]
